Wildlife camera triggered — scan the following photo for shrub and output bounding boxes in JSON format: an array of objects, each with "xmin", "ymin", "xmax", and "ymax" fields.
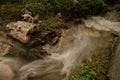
[
  {"xmin": 0, "ymin": 0, "xmax": 116, "ymax": 24},
  {"xmin": 29, "ymin": 17, "xmax": 70, "ymax": 46},
  {"xmin": 25, "ymin": 0, "xmax": 54, "ymax": 19},
  {"xmin": 70, "ymin": 0, "xmax": 107, "ymax": 17},
  {"xmin": 0, "ymin": 0, "xmax": 23, "ymax": 4},
  {"xmin": 24, "ymin": 0, "xmax": 108, "ymax": 19},
  {"xmin": 105, "ymin": 0, "xmax": 119, "ymax": 5},
  {"xmin": 0, "ymin": 3, "xmax": 22, "ymax": 23}
]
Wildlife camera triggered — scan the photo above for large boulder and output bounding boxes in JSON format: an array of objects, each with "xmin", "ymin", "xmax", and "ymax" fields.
[{"xmin": 6, "ymin": 21, "xmax": 37, "ymax": 43}]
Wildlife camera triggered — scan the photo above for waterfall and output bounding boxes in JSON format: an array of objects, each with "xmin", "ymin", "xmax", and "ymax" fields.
[{"xmin": 0, "ymin": 11, "xmax": 120, "ymax": 80}]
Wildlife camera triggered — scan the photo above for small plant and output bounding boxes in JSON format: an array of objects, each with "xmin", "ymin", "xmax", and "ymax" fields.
[{"xmin": 70, "ymin": 63, "xmax": 97, "ymax": 80}]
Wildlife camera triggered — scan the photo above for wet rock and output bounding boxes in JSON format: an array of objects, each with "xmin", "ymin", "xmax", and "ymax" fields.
[
  {"xmin": 0, "ymin": 63, "xmax": 14, "ymax": 80},
  {"xmin": 6, "ymin": 21, "xmax": 37, "ymax": 43},
  {"xmin": 25, "ymin": 46, "xmax": 48, "ymax": 61},
  {"xmin": 0, "ymin": 57, "xmax": 27, "ymax": 80},
  {"xmin": 0, "ymin": 31, "xmax": 27, "ymax": 57},
  {"xmin": 0, "ymin": 42, "xmax": 11, "ymax": 56},
  {"xmin": 83, "ymin": 16, "xmax": 120, "ymax": 36},
  {"xmin": 104, "ymin": 10, "xmax": 120, "ymax": 22},
  {"xmin": 18, "ymin": 59, "xmax": 64, "ymax": 80},
  {"xmin": 108, "ymin": 38, "xmax": 120, "ymax": 80}
]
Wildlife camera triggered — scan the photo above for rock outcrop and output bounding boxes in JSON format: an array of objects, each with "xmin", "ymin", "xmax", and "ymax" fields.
[{"xmin": 6, "ymin": 21, "xmax": 37, "ymax": 43}]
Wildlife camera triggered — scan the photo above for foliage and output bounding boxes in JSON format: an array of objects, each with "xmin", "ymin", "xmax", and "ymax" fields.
[
  {"xmin": 0, "ymin": 0, "xmax": 119, "ymax": 25},
  {"xmin": 0, "ymin": 3, "xmax": 22, "ymax": 24},
  {"xmin": 25, "ymin": 3, "xmax": 53, "ymax": 18},
  {"xmin": 0, "ymin": 0, "xmax": 23, "ymax": 4},
  {"xmin": 29, "ymin": 17, "xmax": 70, "ymax": 46},
  {"xmin": 73, "ymin": 0, "xmax": 107, "ymax": 16},
  {"xmin": 105, "ymin": 0, "xmax": 120, "ymax": 5},
  {"xmin": 24, "ymin": 0, "xmax": 108, "ymax": 18},
  {"xmin": 70, "ymin": 63, "xmax": 97, "ymax": 80}
]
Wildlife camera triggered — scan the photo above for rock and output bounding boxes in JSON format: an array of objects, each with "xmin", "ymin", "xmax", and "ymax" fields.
[
  {"xmin": 0, "ymin": 63, "xmax": 14, "ymax": 80},
  {"xmin": 108, "ymin": 38, "xmax": 120, "ymax": 80},
  {"xmin": 0, "ymin": 57, "xmax": 27, "ymax": 80},
  {"xmin": 6, "ymin": 21, "xmax": 37, "ymax": 43},
  {"xmin": 25, "ymin": 46, "xmax": 48, "ymax": 60},
  {"xmin": 83, "ymin": 16, "xmax": 120, "ymax": 36},
  {"xmin": 0, "ymin": 57, "xmax": 27, "ymax": 73},
  {"xmin": 0, "ymin": 31, "xmax": 27, "ymax": 57},
  {"xmin": 0, "ymin": 42, "xmax": 11, "ymax": 56},
  {"xmin": 17, "ymin": 24, "xmax": 115, "ymax": 80},
  {"xmin": 104, "ymin": 10, "xmax": 120, "ymax": 22},
  {"xmin": 17, "ymin": 8, "xmax": 33, "ymax": 21}
]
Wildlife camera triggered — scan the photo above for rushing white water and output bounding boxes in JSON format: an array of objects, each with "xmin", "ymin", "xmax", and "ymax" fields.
[
  {"xmin": 17, "ymin": 25, "xmax": 103, "ymax": 80},
  {"xmin": 83, "ymin": 16, "xmax": 120, "ymax": 35}
]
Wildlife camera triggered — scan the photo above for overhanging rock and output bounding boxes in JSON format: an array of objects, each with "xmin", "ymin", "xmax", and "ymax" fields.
[{"xmin": 6, "ymin": 21, "xmax": 37, "ymax": 43}]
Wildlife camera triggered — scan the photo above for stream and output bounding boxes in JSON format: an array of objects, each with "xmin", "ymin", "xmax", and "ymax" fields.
[{"xmin": 0, "ymin": 10, "xmax": 120, "ymax": 80}]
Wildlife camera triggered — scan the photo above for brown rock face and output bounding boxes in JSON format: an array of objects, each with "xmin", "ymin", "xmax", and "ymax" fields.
[
  {"xmin": 0, "ymin": 42, "xmax": 11, "ymax": 56},
  {"xmin": 6, "ymin": 21, "xmax": 37, "ymax": 43},
  {"xmin": 108, "ymin": 39, "xmax": 120, "ymax": 80},
  {"xmin": 0, "ymin": 57, "xmax": 27, "ymax": 80},
  {"xmin": 0, "ymin": 63, "xmax": 14, "ymax": 80}
]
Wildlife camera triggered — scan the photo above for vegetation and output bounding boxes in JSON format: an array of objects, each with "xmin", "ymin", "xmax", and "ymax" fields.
[
  {"xmin": 0, "ymin": 4, "xmax": 22, "ymax": 23},
  {"xmin": 29, "ymin": 17, "xmax": 70, "ymax": 46},
  {"xmin": 70, "ymin": 63, "xmax": 97, "ymax": 80},
  {"xmin": 20, "ymin": 0, "xmax": 108, "ymax": 18},
  {"xmin": 0, "ymin": 0, "xmax": 119, "ymax": 25}
]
